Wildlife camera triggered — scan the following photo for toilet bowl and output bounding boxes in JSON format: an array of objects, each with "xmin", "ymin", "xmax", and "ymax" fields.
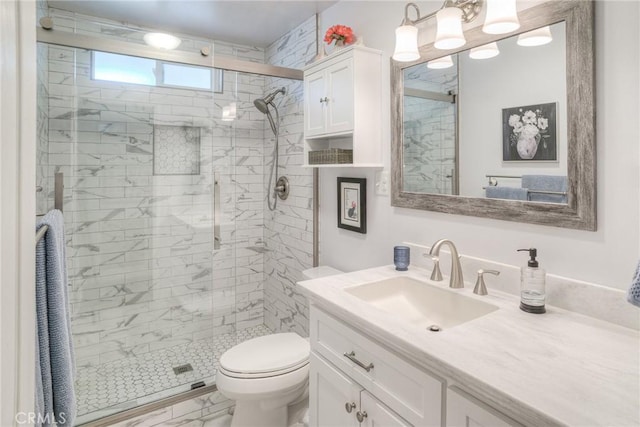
[{"xmin": 216, "ymin": 333, "xmax": 310, "ymax": 427}]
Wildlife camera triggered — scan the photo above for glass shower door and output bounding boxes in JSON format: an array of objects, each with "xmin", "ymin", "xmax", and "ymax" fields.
[{"xmin": 40, "ymin": 42, "xmax": 225, "ymax": 422}]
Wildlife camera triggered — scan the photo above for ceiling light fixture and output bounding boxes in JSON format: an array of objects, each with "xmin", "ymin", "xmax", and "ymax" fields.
[
  {"xmin": 469, "ymin": 42, "xmax": 500, "ymax": 59},
  {"xmin": 517, "ymin": 26, "xmax": 553, "ymax": 47},
  {"xmin": 143, "ymin": 32, "xmax": 182, "ymax": 50},
  {"xmin": 392, "ymin": 0, "xmax": 520, "ymax": 62},
  {"xmin": 427, "ymin": 55, "xmax": 455, "ymax": 69}
]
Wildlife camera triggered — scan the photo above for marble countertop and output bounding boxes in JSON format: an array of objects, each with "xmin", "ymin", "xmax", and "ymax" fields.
[{"xmin": 298, "ymin": 265, "xmax": 640, "ymax": 427}]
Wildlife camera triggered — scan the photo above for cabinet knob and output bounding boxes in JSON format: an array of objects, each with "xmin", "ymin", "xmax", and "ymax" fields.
[
  {"xmin": 320, "ymin": 97, "xmax": 329, "ymax": 103},
  {"xmin": 356, "ymin": 411, "xmax": 368, "ymax": 422},
  {"xmin": 345, "ymin": 402, "xmax": 356, "ymax": 413}
]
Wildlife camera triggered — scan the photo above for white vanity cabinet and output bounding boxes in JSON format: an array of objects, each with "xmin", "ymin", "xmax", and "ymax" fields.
[
  {"xmin": 309, "ymin": 306, "xmax": 523, "ymax": 427},
  {"xmin": 303, "ymin": 45, "xmax": 382, "ymax": 167},
  {"xmin": 447, "ymin": 388, "xmax": 523, "ymax": 427},
  {"xmin": 309, "ymin": 307, "xmax": 443, "ymax": 427},
  {"xmin": 309, "ymin": 353, "xmax": 410, "ymax": 427}
]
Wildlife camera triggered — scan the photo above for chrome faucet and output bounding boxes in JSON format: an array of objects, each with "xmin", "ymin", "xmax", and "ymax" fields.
[{"xmin": 428, "ymin": 239, "xmax": 464, "ymax": 289}]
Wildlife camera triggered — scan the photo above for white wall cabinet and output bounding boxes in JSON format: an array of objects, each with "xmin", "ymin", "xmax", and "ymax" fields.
[
  {"xmin": 303, "ymin": 46, "xmax": 383, "ymax": 167},
  {"xmin": 309, "ymin": 306, "xmax": 523, "ymax": 427}
]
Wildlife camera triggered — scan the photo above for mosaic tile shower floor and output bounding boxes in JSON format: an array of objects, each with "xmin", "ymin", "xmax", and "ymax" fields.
[{"xmin": 75, "ymin": 325, "xmax": 272, "ymax": 421}]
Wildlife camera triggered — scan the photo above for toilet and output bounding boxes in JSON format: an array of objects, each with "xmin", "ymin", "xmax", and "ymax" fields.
[{"xmin": 216, "ymin": 266, "xmax": 342, "ymax": 427}]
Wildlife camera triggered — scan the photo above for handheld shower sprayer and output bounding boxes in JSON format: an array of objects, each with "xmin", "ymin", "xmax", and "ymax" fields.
[
  {"xmin": 253, "ymin": 87, "xmax": 288, "ymax": 211},
  {"xmin": 253, "ymin": 87, "xmax": 286, "ymax": 114}
]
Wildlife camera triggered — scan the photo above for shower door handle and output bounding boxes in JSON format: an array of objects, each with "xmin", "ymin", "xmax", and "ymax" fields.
[{"xmin": 213, "ymin": 172, "xmax": 221, "ymax": 250}]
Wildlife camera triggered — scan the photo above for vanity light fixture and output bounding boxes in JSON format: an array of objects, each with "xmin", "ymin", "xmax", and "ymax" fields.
[
  {"xmin": 143, "ymin": 32, "xmax": 182, "ymax": 50},
  {"xmin": 392, "ymin": 0, "xmax": 520, "ymax": 62},
  {"xmin": 482, "ymin": 0, "xmax": 520, "ymax": 34},
  {"xmin": 427, "ymin": 55, "xmax": 455, "ymax": 69},
  {"xmin": 469, "ymin": 42, "xmax": 500, "ymax": 59},
  {"xmin": 517, "ymin": 26, "xmax": 553, "ymax": 47}
]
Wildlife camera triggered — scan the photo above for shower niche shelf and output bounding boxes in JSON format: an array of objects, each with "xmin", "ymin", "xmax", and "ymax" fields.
[{"xmin": 303, "ymin": 45, "xmax": 383, "ymax": 168}]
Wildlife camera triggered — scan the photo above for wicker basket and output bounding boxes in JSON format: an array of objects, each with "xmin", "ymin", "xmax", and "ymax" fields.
[{"xmin": 308, "ymin": 148, "xmax": 353, "ymax": 165}]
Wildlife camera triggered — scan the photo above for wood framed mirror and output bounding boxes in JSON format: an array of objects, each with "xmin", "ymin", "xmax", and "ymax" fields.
[{"xmin": 390, "ymin": 1, "xmax": 595, "ymax": 230}]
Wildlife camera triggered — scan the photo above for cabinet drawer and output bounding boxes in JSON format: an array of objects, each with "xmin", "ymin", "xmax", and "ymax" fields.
[{"xmin": 310, "ymin": 306, "xmax": 443, "ymax": 426}]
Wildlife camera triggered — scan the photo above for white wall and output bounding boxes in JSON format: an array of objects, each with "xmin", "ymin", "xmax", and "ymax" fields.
[
  {"xmin": 459, "ymin": 22, "xmax": 567, "ymax": 197},
  {"xmin": 317, "ymin": 1, "xmax": 640, "ymax": 291},
  {"xmin": 0, "ymin": 0, "xmax": 36, "ymax": 423}
]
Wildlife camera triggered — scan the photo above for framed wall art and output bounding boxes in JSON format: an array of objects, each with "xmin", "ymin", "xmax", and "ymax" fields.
[
  {"xmin": 502, "ymin": 102, "xmax": 558, "ymax": 162},
  {"xmin": 337, "ymin": 177, "xmax": 366, "ymax": 234}
]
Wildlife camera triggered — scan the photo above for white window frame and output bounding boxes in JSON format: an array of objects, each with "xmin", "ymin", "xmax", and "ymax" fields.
[{"xmin": 90, "ymin": 50, "xmax": 223, "ymax": 93}]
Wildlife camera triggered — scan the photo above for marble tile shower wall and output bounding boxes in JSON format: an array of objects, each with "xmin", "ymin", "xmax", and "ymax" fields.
[
  {"xmin": 263, "ymin": 16, "xmax": 317, "ymax": 336},
  {"xmin": 42, "ymin": 18, "xmax": 269, "ymax": 367},
  {"xmin": 36, "ymin": 1, "xmax": 49, "ymax": 214},
  {"xmin": 403, "ymin": 64, "xmax": 457, "ymax": 195}
]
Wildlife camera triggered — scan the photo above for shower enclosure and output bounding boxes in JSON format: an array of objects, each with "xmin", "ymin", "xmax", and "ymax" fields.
[{"xmin": 36, "ymin": 11, "xmax": 303, "ymax": 423}]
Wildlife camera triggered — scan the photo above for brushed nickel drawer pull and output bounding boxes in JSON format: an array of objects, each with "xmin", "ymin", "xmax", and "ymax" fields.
[
  {"xmin": 356, "ymin": 411, "xmax": 368, "ymax": 422},
  {"xmin": 343, "ymin": 351, "xmax": 374, "ymax": 372},
  {"xmin": 345, "ymin": 402, "xmax": 356, "ymax": 413}
]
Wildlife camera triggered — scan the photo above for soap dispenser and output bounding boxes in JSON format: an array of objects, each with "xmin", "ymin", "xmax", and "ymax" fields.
[{"xmin": 517, "ymin": 248, "xmax": 546, "ymax": 314}]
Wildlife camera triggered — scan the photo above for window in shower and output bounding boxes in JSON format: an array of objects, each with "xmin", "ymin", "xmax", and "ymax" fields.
[{"xmin": 92, "ymin": 51, "xmax": 224, "ymax": 92}]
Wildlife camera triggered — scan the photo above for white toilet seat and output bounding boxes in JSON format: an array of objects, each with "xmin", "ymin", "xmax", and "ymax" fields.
[
  {"xmin": 219, "ymin": 359, "xmax": 309, "ymax": 379},
  {"xmin": 220, "ymin": 332, "xmax": 310, "ymax": 376},
  {"xmin": 216, "ymin": 362, "xmax": 309, "ymax": 398}
]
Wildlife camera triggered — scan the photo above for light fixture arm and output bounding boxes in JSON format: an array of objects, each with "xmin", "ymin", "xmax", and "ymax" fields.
[{"xmin": 401, "ymin": 0, "xmax": 483, "ymax": 26}]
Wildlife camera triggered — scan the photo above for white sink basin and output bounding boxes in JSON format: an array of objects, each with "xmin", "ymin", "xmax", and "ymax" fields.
[{"xmin": 344, "ymin": 276, "xmax": 498, "ymax": 330}]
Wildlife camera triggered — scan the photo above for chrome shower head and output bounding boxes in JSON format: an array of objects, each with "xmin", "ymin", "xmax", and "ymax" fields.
[{"xmin": 254, "ymin": 87, "xmax": 286, "ymax": 114}]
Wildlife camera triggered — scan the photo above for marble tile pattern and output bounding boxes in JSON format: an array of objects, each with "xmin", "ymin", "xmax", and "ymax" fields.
[
  {"xmin": 75, "ymin": 324, "xmax": 270, "ymax": 424},
  {"xmin": 403, "ymin": 64, "xmax": 457, "ymax": 194},
  {"xmin": 36, "ymin": 29, "xmax": 49, "ymax": 214},
  {"xmin": 153, "ymin": 125, "xmax": 201, "ymax": 175},
  {"xmin": 263, "ymin": 16, "xmax": 317, "ymax": 337},
  {"xmin": 42, "ymin": 10, "xmax": 268, "ymax": 376},
  {"xmin": 299, "ymin": 266, "xmax": 640, "ymax": 427},
  {"xmin": 109, "ymin": 391, "xmax": 234, "ymax": 427}
]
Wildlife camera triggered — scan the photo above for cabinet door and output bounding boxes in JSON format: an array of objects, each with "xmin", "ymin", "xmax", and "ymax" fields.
[
  {"xmin": 326, "ymin": 59, "xmax": 354, "ymax": 134},
  {"xmin": 447, "ymin": 388, "xmax": 522, "ymax": 427},
  {"xmin": 360, "ymin": 391, "xmax": 412, "ymax": 427},
  {"xmin": 305, "ymin": 70, "xmax": 326, "ymax": 137},
  {"xmin": 309, "ymin": 353, "xmax": 361, "ymax": 427}
]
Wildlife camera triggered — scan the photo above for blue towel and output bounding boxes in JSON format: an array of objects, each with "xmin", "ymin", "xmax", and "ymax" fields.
[
  {"xmin": 485, "ymin": 186, "xmax": 528, "ymax": 201},
  {"xmin": 522, "ymin": 175, "xmax": 567, "ymax": 203},
  {"xmin": 35, "ymin": 210, "xmax": 76, "ymax": 426},
  {"xmin": 627, "ymin": 261, "xmax": 640, "ymax": 308}
]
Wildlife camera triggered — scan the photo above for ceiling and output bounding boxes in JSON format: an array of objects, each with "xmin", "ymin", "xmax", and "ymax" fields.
[{"xmin": 48, "ymin": 0, "xmax": 337, "ymax": 48}]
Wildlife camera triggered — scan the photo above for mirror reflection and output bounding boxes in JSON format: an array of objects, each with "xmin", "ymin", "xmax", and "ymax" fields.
[{"xmin": 402, "ymin": 22, "xmax": 567, "ymax": 203}]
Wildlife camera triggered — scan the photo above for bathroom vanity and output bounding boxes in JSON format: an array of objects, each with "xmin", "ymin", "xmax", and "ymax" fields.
[{"xmin": 299, "ymin": 266, "xmax": 639, "ymax": 427}]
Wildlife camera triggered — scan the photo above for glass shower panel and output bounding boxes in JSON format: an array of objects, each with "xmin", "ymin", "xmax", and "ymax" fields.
[{"xmin": 41, "ymin": 43, "xmax": 225, "ymax": 423}]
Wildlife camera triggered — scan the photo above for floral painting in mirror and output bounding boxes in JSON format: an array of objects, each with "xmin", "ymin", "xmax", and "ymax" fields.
[{"xmin": 502, "ymin": 102, "xmax": 558, "ymax": 162}]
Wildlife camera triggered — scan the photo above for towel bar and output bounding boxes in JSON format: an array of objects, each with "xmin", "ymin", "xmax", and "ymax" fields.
[
  {"xmin": 35, "ymin": 225, "xmax": 49, "ymax": 246},
  {"xmin": 482, "ymin": 187, "xmax": 567, "ymax": 196}
]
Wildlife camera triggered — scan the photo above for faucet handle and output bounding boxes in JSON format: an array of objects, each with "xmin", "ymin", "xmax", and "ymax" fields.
[
  {"xmin": 473, "ymin": 269, "xmax": 500, "ymax": 295},
  {"xmin": 425, "ymin": 255, "xmax": 443, "ymax": 281}
]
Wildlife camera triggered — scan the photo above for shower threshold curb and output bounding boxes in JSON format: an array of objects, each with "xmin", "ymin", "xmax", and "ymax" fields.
[{"xmin": 77, "ymin": 384, "xmax": 218, "ymax": 427}]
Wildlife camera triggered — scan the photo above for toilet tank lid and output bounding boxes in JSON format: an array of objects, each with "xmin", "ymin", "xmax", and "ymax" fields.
[
  {"xmin": 302, "ymin": 266, "xmax": 343, "ymax": 280},
  {"xmin": 220, "ymin": 333, "xmax": 310, "ymax": 374}
]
